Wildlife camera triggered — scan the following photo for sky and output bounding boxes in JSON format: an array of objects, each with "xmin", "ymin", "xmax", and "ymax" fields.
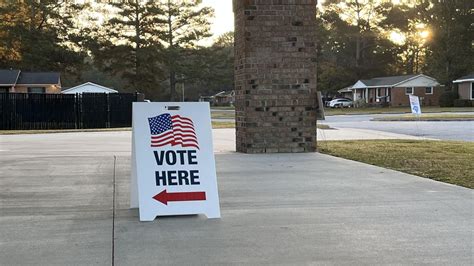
[
  {"xmin": 202, "ymin": 0, "xmax": 234, "ymax": 38},
  {"xmin": 199, "ymin": 0, "xmax": 425, "ymax": 45},
  {"xmin": 75, "ymin": 0, "xmax": 414, "ymax": 45},
  {"xmin": 202, "ymin": 0, "xmax": 325, "ymax": 37}
]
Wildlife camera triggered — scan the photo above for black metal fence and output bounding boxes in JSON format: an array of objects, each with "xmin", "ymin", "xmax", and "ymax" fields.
[{"xmin": 0, "ymin": 93, "xmax": 140, "ymax": 130}]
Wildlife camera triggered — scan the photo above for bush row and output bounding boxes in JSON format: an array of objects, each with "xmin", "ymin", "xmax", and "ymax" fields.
[{"xmin": 453, "ymin": 99, "xmax": 473, "ymax": 107}]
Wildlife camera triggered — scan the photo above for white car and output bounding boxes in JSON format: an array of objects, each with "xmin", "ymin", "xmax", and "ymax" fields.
[{"xmin": 329, "ymin": 98, "xmax": 353, "ymax": 108}]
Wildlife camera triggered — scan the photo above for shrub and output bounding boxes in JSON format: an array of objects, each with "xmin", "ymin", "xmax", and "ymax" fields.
[
  {"xmin": 353, "ymin": 99, "xmax": 368, "ymax": 108},
  {"xmin": 453, "ymin": 99, "xmax": 473, "ymax": 107},
  {"xmin": 439, "ymin": 91, "xmax": 459, "ymax": 107}
]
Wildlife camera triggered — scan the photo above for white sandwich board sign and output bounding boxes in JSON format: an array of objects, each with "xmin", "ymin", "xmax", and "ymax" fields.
[
  {"xmin": 131, "ymin": 102, "xmax": 221, "ymax": 221},
  {"xmin": 409, "ymin": 94, "xmax": 422, "ymax": 115}
]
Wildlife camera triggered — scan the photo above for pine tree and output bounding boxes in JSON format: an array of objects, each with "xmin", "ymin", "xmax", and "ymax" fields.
[
  {"xmin": 90, "ymin": 1, "xmax": 164, "ymax": 97},
  {"xmin": 421, "ymin": 0, "xmax": 473, "ymax": 85},
  {"xmin": 157, "ymin": 0, "xmax": 214, "ymax": 101},
  {"xmin": 0, "ymin": 0, "xmax": 86, "ymax": 83}
]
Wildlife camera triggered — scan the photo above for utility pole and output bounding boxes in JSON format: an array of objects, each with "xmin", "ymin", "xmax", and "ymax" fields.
[{"xmin": 182, "ymin": 78, "xmax": 185, "ymax": 102}]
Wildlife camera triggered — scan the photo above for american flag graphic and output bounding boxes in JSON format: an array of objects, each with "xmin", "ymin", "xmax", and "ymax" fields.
[{"xmin": 148, "ymin": 113, "xmax": 199, "ymax": 149}]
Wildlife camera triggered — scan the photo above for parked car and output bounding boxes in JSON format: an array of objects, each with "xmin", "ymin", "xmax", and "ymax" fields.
[
  {"xmin": 322, "ymin": 97, "xmax": 333, "ymax": 107},
  {"xmin": 329, "ymin": 98, "xmax": 353, "ymax": 108}
]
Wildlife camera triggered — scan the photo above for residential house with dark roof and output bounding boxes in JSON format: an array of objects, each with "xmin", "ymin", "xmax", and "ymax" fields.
[
  {"xmin": 198, "ymin": 90, "xmax": 235, "ymax": 106},
  {"xmin": 351, "ymin": 74, "xmax": 441, "ymax": 106},
  {"xmin": 453, "ymin": 74, "xmax": 474, "ymax": 100},
  {"xmin": 213, "ymin": 90, "xmax": 235, "ymax": 106},
  {"xmin": 0, "ymin": 69, "xmax": 61, "ymax": 93}
]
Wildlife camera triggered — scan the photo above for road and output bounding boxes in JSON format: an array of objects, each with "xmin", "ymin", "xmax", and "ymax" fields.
[
  {"xmin": 323, "ymin": 113, "xmax": 474, "ymax": 142},
  {"xmin": 211, "ymin": 109, "xmax": 474, "ymax": 141}
]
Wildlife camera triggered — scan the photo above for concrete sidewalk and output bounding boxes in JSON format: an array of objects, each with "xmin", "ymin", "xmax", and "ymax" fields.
[
  {"xmin": 317, "ymin": 127, "xmax": 432, "ymax": 141},
  {"xmin": 214, "ymin": 128, "xmax": 431, "ymax": 151},
  {"xmin": 0, "ymin": 131, "xmax": 471, "ymax": 265}
]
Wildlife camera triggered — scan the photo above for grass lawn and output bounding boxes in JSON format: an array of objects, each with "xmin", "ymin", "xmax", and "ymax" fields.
[
  {"xmin": 324, "ymin": 106, "xmax": 474, "ymax": 115},
  {"xmin": 211, "ymin": 111, "xmax": 236, "ymax": 119},
  {"xmin": 210, "ymin": 106, "xmax": 235, "ymax": 110},
  {"xmin": 211, "ymin": 121, "xmax": 235, "ymax": 128},
  {"xmin": 372, "ymin": 113, "xmax": 474, "ymax": 121},
  {"xmin": 210, "ymin": 106, "xmax": 473, "ymax": 116},
  {"xmin": 318, "ymin": 140, "xmax": 474, "ymax": 189},
  {"xmin": 317, "ymin": 124, "xmax": 332, "ymax": 129}
]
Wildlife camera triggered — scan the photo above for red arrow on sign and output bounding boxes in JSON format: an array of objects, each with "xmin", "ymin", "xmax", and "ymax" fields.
[{"xmin": 153, "ymin": 190, "xmax": 206, "ymax": 205}]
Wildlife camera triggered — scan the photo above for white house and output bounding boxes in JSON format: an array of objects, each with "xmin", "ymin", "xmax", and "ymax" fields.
[
  {"xmin": 453, "ymin": 74, "xmax": 474, "ymax": 100},
  {"xmin": 337, "ymin": 86, "xmax": 353, "ymax": 100},
  {"xmin": 61, "ymin": 82, "xmax": 118, "ymax": 94}
]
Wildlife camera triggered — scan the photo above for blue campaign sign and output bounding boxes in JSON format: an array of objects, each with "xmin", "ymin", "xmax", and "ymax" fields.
[{"xmin": 408, "ymin": 94, "xmax": 422, "ymax": 115}]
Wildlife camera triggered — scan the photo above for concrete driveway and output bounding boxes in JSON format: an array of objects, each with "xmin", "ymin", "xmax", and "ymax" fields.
[{"xmin": 0, "ymin": 131, "xmax": 472, "ymax": 265}]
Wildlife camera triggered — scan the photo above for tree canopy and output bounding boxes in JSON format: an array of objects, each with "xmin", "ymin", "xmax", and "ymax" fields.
[
  {"xmin": 0, "ymin": 0, "xmax": 472, "ymax": 99},
  {"xmin": 317, "ymin": 0, "xmax": 473, "ymax": 95},
  {"xmin": 0, "ymin": 0, "xmax": 87, "ymax": 84}
]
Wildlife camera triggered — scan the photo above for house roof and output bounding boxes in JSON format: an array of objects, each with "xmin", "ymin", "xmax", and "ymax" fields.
[
  {"xmin": 0, "ymin": 69, "xmax": 20, "ymax": 86},
  {"xmin": 360, "ymin": 74, "xmax": 418, "ymax": 87},
  {"xmin": 61, "ymin": 82, "xmax": 118, "ymax": 93},
  {"xmin": 214, "ymin": 90, "xmax": 234, "ymax": 97},
  {"xmin": 352, "ymin": 74, "xmax": 438, "ymax": 89},
  {"xmin": 453, "ymin": 73, "xmax": 474, "ymax": 83},
  {"xmin": 338, "ymin": 86, "xmax": 353, "ymax": 93},
  {"xmin": 17, "ymin": 72, "xmax": 60, "ymax": 85}
]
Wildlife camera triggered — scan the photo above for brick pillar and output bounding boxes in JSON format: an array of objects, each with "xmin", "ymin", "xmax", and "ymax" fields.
[{"xmin": 234, "ymin": 0, "xmax": 318, "ymax": 153}]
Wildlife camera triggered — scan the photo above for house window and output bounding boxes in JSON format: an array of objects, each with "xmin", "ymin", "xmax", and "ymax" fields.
[
  {"xmin": 28, "ymin": 87, "xmax": 45, "ymax": 94},
  {"xmin": 405, "ymin": 87, "xmax": 413, "ymax": 95},
  {"xmin": 425, "ymin": 87, "xmax": 433, "ymax": 94}
]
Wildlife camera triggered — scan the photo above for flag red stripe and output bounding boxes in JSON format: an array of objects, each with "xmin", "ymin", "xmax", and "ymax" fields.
[
  {"xmin": 171, "ymin": 136, "xmax": 198, "ymax": 143},
  {"xmin": 172, "ymin": 118, "xmax": 193, "ymax": 127},
  {"xmin": 172, "ymin": 115, "xmax": 193, "ymax": 122},
  {"xmin": 172, "ymin": 142, "xmax": 199, "ymax": 149},
  {"xmin": 170, "ymin": 133, "xmax": 197, "ymax": 139},
  {"xmin": 152, "ymin": 135, "xmax": 197, "ymax": 144},
  {"xmin": 151, "ymin": 139, "xmax": 174, "ymax": 147},
  {"xmin": 171, "ymin": 115, "xmax": 193, "ymax": 124},
  {"xmin": 173, "ymin": 129, "xmax": 195, "ymax": 135},
  {"xmin": 172, "ymin": 128, "xmax": 196, "ymax": 135},
  {"xmin": 172, "ymin": 123, "xmax": 195, "ymax": 130},
  {"xmin": 172, "ymin": 138, "xmax": 198, "ymax": 145},
  {"xmin": 151, "ymin": 131, "xmax": 173, "ymax": 141},
  {"xmin": 180, "ymin": 143, "xmax": 200, "ymax": 149},
  {"xmin": 151, "ymin": 136, "xmax": 174, "ymax": 144}
]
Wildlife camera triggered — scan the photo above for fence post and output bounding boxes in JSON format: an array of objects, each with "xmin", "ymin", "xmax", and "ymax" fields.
[
  {"xmin": 106, "ymin": 93, "xmax": 110, "ymax": 128},
  {"xmin": 75, "ymin": 93, "xmax": 79, "ymax": 129}
]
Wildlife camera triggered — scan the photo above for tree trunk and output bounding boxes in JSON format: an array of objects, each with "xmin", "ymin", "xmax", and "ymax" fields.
[
  {"xmin": 355, "ymin": 0, "xmax": 362, "ymax": 69},
  {"xmin": 167, "ymin": 0, "xmax": 175, "ymax": 101},
  {"xmin": 134, "ymin": 1, "xmax": 140, "ymax": 91},
  {"xmin": 169, "ymin": 70, "xmax": 176, "ymax": 101},
  {"xmin": 356, "ymin": 36, "xmax": 361, "ymax": 68}
]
